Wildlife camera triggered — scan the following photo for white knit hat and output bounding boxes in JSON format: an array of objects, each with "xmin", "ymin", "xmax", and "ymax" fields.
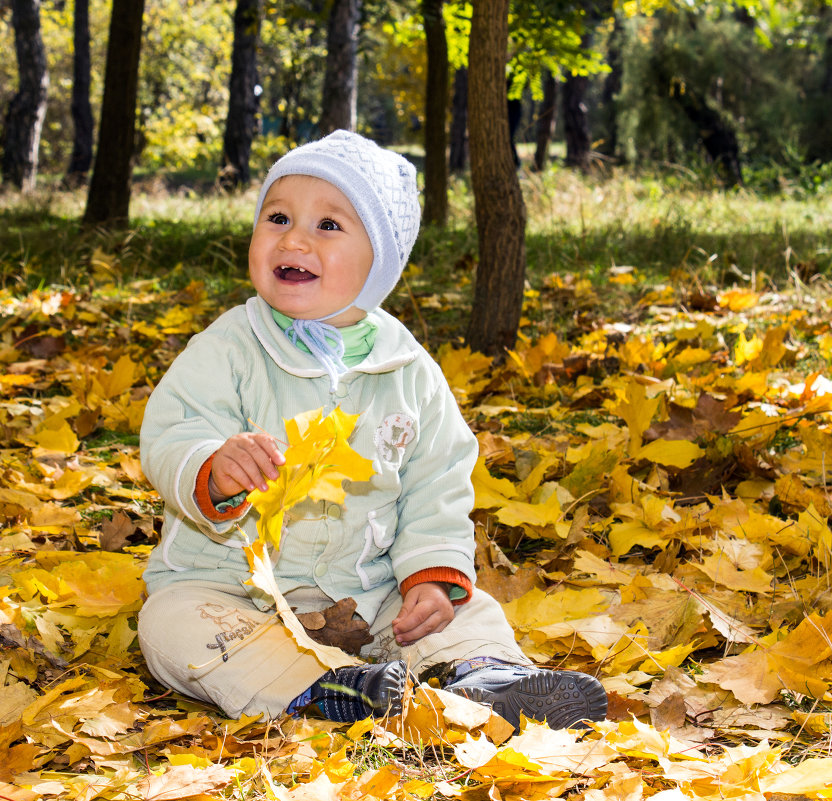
[{"xmin": 253, "ymin": 130, "xmax": 421, "ymax": 316}]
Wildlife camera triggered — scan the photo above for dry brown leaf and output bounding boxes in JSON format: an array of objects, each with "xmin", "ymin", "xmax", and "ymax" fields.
[
  {"xmin": 650, "ymin": 692, "xmax": 686, "ymax": 731},
  {"xmin": 296, "ymin": 598, "xmax": 373, "ymax": 656},
  {"xmin": 99, "ymin": 510, "xmax": 136, "ymax": 551}
]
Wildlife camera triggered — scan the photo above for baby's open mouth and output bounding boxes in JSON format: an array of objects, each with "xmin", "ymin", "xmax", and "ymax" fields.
[{"xmin": 276, "ymin": 266, "xmax": 317, "ymax": 282}]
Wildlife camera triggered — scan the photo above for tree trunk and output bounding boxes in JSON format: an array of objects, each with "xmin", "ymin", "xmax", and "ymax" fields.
[
  {"xmin": 64, "ymin": 0, "xmax": 93, "ymax": 187},
  {"xmin": 814, "ymin": 29, "xmax": 832, "ymax": 161},
  {"xmin": 220, "ymin": 0, "xmax": 261, "ymax": 189},
  {"xmin": 806, "ymin": 6, "xmax": 832, "ymax": 162},
  {"xmin": 669, "ymin": 83, "xmax": 743, "ymax": 186},
  {"xmin": 653, "ymin": 52, "xmax": 743, "ymax": 186},
  {"xmin": 532, "ymin": 70, "xmax": 557, "ymax": 172},
  {"xmin": 422, "ymin": 0, "xmax": 448, "ymax": 227},
  {"xmin": 449, "ymin": 67, "xmax": 468, "ymax": 172},
  {"xmin": 82, "ymin": 0, "xmax": 145, "ymax": 227},
  {"xmin": 563, "ymin": 66, "xmax": 591, "ymax": 170},
  {"xmin": 466, "ymin": 0, "xmax": 527, "ymax": 356},
  {"xmin": 2, "ymin": 0, "xmax": 49, "ymax": 192},
  {"xmin": 319, "ymin": 0, "xmax": 361, "ymax": 135},
  {"xmin": 596, "ymin": 12, "xmax": 623, "ymax": 160},
  {"xmin": 507, "ymin": 85, "xmax": 521, "ymax": 167}
]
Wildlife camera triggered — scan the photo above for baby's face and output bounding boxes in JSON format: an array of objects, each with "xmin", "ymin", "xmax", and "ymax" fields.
[{"xmin": 249, "ymin": 175, "xmax": 373, "ymax": 326}]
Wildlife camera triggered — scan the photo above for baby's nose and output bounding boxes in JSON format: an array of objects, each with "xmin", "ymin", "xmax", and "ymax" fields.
[{"xmin": 279, "ymin": 225, "xmax": 310, "ymax": 251}]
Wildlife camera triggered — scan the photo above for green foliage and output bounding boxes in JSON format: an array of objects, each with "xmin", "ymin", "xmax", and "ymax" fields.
[
  {"xmin": 509, "ymin": 1, "xmax": 609, "ymax": 100},
  {"xmin": 612, "ymin": 2, "xmax": 832, "ymax": 174},
  {"xmin": 139, "ymin": 0, "xmax": 232, "ymax": 170},
  {"xmin": 1, "ymin": 165, "xmax": 831, "ymax": 353},
  {"xmin": 258, "ymin": 3, "xmax": 328, "ymax": 144},
  {"xmin": 362, "ymin": 3, "xmax": 426, "ymax": 142}
]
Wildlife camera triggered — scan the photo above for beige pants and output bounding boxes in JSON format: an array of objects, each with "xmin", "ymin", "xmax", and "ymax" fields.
[{"xmin": 138, "ymin": 581, "xmax": 529, "ymax": 719}]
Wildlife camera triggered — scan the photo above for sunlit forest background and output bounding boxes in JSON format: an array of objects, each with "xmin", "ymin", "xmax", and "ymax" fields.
[{"xmin": 2, "ymin": 1, "xmax": 831, "ymax": 189}]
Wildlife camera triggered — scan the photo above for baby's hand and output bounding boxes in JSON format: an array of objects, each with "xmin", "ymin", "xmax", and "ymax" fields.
[
  {"xmin": 210, "ymin": 432, "xmax": 285, "ymax": 501},
  {"xmin": 392, "ymin": 582, "xmax": 454, "ymax": 646}
]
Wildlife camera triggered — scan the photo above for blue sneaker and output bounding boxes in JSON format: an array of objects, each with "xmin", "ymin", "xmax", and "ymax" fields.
[{"xmin": 311, "ymin": 660, "xmax": 409, "ymax": 722}]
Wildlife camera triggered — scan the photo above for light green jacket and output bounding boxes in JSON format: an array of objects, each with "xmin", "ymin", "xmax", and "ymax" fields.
[{"xmin": 140, "ymin": 295, "xmax": 478, "ymax": 621}]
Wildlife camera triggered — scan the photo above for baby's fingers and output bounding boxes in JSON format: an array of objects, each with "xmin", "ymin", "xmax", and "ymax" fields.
[
  {"xmin": 214, "ymin": 450, "xmax": 268, "ymax": 494},
  {"xmin": 251, "ymin": 433, "xmax": 285, "ymax": 476},
  {"xmin": 395, "ymin": 609, "xmax": 450, "ymax": 646}
]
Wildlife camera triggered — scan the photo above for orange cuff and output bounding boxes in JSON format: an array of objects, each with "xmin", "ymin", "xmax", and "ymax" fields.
[
  {"xmin": 400, "ymin": 567, "xmax": 472, "ymax": 606},
  {"xmin": 195, "ymin": 453, "xmax": 251, "ymax": 522}
]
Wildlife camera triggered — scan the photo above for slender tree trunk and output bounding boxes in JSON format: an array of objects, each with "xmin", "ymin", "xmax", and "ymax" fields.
[
  {"xmin": 815, "ymin": 29, "xmax": 832, "ymax": 161},
  {"xmin": 669, "ymin": 83, "xmax": 743, "ymax": 186},
  {"xmin": 2, "ymin": 0, "xmax": 49, "ymax": 192},
  {"xmin": 319, "ymin": 0, "xmax": 361, "ymax": 135},
  {"xmin": 422, "ymin": 0, "xmax": 448, "ymax": 227},
  {"xmin": 807, "ymin": 6, "xmax": 832, "ymax": 162},
  {"xmin": 64, "ymin": 0, "xmax": 93, "ymax": 187},
  {"xmin": 82, "ymin": 0, "xmax": 145, "ymax": 227},
  {"xmin": 597, "ymin": 12, "xmax": 622, "ymax": 159},
  {"xmin": 653, "ymin": 53, "xmax": 743, "ymax": 186},
  {"xmin": 532, "ymin": 70, "xmax": 557, "ymax": 172},
  {"xmin": 449, "ymin": 67, "xmax": 468, "ymax": 172},
  {"xmin": 220, "ymin": 0, "xmax": 261, "ymax": 189},
  {"xmin": 507, "ymin": 86, "xmax": 521, "ymax": 167},
  {"xmin": 466, "ymin": 0, "xmax": 527, "ymax": 356},
  {"xmin": 563, "ymin": 63, "xmax": 591, "ymax": 170}
]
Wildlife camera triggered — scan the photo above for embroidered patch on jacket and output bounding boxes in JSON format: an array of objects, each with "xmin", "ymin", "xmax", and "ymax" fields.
[{"xmin": 374, "ymin": 413, "xmax": 416, "ymax": 469}]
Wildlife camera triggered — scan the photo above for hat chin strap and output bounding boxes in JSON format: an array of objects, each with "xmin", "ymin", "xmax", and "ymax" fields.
[
  {"xmin": 284, "ymin": 317, "xmax": 347, "ymax": 394},
  {"xmin": 281, "ymin": 264, "xmax": 378, "ymax": 392},
  {"xmin": 282, "ymin": 291, "xmax": 366, "ymax": 393}
]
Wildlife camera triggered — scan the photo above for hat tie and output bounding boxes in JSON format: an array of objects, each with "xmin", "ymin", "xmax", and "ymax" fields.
[{"xmin": 284, "ymin": 318, "xmax": 347, "ymax": 393}]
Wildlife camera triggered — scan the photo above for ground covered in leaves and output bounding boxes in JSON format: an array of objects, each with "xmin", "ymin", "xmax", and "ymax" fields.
[{"xmin": 2, "ymin": 251, "xmax": 832, "ymax": 800}]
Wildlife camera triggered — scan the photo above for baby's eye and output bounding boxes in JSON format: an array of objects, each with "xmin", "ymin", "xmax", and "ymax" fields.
[
  {"xmin": 319, "ymin": 219, "xmax": 341, "ymax": 231},
  {"xmin": 267, "ymin": 212, "xmax": 289, "ymax": 225}
]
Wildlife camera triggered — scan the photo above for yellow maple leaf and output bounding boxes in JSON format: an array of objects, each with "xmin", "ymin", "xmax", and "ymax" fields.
[
  {"xmin": 31, "ymin": 419, "xmax": 79, "ymax": 455},
  {"xmin": 636, "ymin": 438, "xmax": 704, "ymax": 468},
  {"xmin": 503, "ymin": 586, "xmax": 609, "ymax": 632},
  {"xmin": 761, "ymin": 757, "xmax": 832, "ymax": 795},
  {"xmin": 820, "ymin": 332, "xmax": 832, "ymax": 363},
  {"xmin": 507, "ymin": 331, "xmax": 571, "ymax": 378},
  {"xmin": 97, "ymin": 354, "xmax": 139, "ymax": 399},
  {"xmin": 606, "ymin": 377, "xmax": 664, "ymax": 454},
  {"xmin": 718, "ymin": 288, "xmax": 760, "ymax": 311},
  {"xmin": 471, "ymin": 455, "xmax": 518, "ymax": 510},
  {"xmin": 774, "ymin": 473, "xmax": 832, "ymax": 517},
  {"xmin": 693, "ymin": 553, "xmax": 775, "ymax": 595},
  {"xmin": 734, "ymin": 330, "xmax": 763, "ymax": 365},
  {"xmin": 438, "ymin": 343, "xmax": 492, "ymax": 405},
  {"xmin": 246, "ymin": 407, "xmax": 375, "ymax": 550}
]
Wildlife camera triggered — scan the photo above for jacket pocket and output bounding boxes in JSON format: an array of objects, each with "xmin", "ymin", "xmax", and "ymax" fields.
[{"xmin": 355, "ymin": 507, "xmax": 396, "ymax": 591}]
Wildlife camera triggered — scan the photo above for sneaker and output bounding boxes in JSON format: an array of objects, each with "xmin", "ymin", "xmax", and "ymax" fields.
[
  {"xmin": 444, "ymin": 664, "xmax": 607, "ymax": 731},
  {"xmin": 311, "ymin": 660, "xmax": 409, "ymax": 722}
]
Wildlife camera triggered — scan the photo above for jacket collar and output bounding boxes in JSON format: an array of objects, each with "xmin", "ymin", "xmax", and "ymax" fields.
[{"xmin": 246, "ymin": 295, "xmax": 420, "ymax": 379}]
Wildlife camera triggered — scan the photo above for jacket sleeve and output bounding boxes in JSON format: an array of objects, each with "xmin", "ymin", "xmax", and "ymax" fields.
[
  {"xmin": 389, "ymin": 363, "xmax": 479, "ymax": 588},
  {"xmin": 140, "ymin": 326, "xmax": 254, "ymax": 536}
]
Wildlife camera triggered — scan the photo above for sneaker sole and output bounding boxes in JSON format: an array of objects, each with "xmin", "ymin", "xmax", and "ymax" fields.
[
  {"xmin": 448, "ymin": 669, "xmax": 607, "ymax": 730},
  {"xmin": 373, "ymin": 660, "xmax": 409, "ymax": 718}
]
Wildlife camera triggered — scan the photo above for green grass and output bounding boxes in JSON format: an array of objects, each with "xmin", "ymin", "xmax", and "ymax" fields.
[{"xmin": 2, "ymin": 164, "xmax": 830, "ymax": 343}]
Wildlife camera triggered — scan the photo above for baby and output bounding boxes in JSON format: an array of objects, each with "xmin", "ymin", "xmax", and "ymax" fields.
[{"xmin": 138, "ymin": 130, "xmax": 606, "ymax": 729}]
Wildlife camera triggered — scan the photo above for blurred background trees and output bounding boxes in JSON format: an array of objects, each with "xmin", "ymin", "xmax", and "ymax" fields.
[
  {"xmin": 2, "ymin": 0, "xmax": 830, "ymax": 188},
  {"xmin": 1, "ymin": 0, "xmax": 831, "ymax": 349}
]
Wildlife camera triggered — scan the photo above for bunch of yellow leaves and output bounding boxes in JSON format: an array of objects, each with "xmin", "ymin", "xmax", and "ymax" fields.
[{"xmin": 246, "ymin": 407, "xmax": 375, "ymax": 550}]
